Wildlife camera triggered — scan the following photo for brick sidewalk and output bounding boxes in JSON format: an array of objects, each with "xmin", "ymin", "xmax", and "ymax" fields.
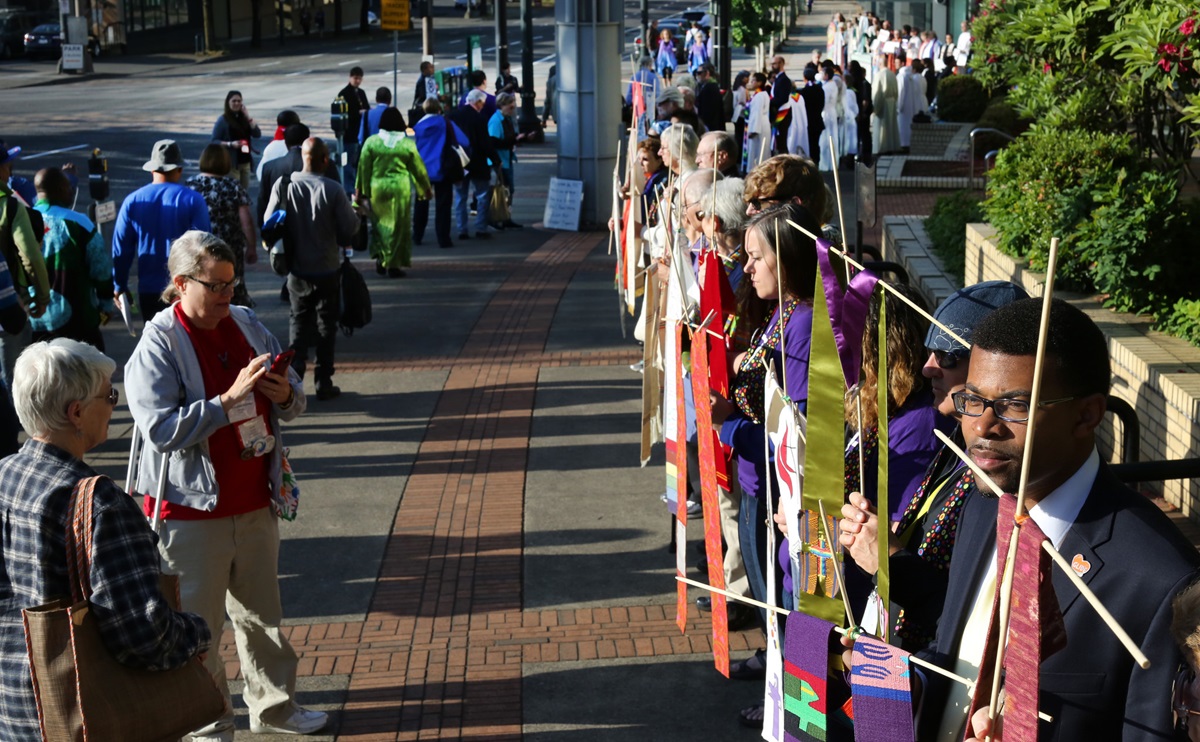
[{"xmin": 217, "ymin": 230, "xmax": 763, "ymax": 740}]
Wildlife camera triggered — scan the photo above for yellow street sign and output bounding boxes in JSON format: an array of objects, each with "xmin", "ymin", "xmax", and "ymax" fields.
[{"xmin": 380, "ymin": 0, "xmax": 409, "ymax": 31}]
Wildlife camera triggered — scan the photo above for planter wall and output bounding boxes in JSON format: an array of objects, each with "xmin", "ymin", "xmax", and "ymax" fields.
[{"xmin": 964, "ymin": 223, "xmax": 1200, "ymax": 516}]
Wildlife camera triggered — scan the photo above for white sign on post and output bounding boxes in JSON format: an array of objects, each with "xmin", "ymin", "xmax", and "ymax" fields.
[
  {"xmin": 543, "ymin": 177, "xmax": 584, "ymax": 231},
  {"xmin": 93, "ymin": 200, "xmax": 116, "ymax": 224},
  {"xmin": 62, "ymin": 44, "xmax": 84, "ymax": 70}
]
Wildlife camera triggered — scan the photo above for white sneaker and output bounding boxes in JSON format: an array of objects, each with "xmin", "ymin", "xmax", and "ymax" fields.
[
  {"xmin": 630, "ymin": 360, "xmax": 645, "ymax": 373},
  {"xmin": 250, "ymin": 706, "xmax": 329, "ymax": 735},
  {"xmin": 188, "ymin": 733, "xmax": 233, "ymax": 742},
  {"xmin": 686, "ymin": 499, "xmax": 703, "ymax": 516}
]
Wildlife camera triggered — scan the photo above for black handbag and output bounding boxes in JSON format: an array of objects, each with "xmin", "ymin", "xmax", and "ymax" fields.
[{"xmin": 338, "ymin": 257, "xmax": 372, "ymax": 336}]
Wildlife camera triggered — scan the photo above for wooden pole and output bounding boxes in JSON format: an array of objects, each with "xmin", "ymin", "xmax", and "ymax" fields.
[
  {"xmin": 984, "ymin": 237, "xmax": 1060, "ymax": 736},
  {"xmin": 674, "ymin": 574, "xmax": 1053, "ymax": 722},
  {"xmin": 784, "ymin": 218, "xmax": 974, "ymax": 350},
  {"xmin": 932, "ymin": 428, "xmax": 1151, "ymax": 670}
]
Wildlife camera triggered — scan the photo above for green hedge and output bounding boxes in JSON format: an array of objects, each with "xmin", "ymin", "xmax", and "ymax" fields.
[
  {"xmin": 936, "ymin": 75, "xmax": 987, "ymax": 123},
  {"xmin": 973, "ymin": 98, "xmax": 1022, "ymax": 154},
  {"xmin": 983, "ymin": 127, "xmax": 1200, "ymax": 345},
  {"xmin": 923, "ymin": 191, "xmax": 981, "ymax": 284}
]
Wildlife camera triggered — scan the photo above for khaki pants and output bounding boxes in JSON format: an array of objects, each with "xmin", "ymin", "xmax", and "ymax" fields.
[
  {"xmin": 720, "ymin": 483, "xmax": 751, "ymax": 599},
  {"xmin": 158, "ymin": 506, "xmax": 298, "ymax": 734}
]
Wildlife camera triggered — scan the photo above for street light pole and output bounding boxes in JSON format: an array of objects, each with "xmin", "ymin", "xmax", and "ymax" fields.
[
  {"xmin": 516, "ymin": 0, "xmax": 540, "ymax": 133},
  {"xmin": 495, "ymin": 0, "xmax": 509, "ymax": 74},
  {"xmin": 641, "ymin": 0, "xmax": 648, "ymax": 44}
]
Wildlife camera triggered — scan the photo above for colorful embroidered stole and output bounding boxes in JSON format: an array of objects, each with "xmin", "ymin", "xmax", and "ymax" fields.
[
  {"xmin": 689, "ymin": 323, "xmax": 729, "ymax": 675},
  {"xmin": 783, "ymin": 611, "xmax": 835, "ymax": 741},
  {"xmin": 967, "ymin": 493, "xmax": 1067, "ymax": 739},
  {"xmin": 850, "ymin": 635, "xmax": 914, "ymax": 741}
]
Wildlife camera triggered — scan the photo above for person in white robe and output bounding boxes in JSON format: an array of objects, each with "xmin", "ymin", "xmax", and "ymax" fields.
[
  {"xmin": 895, "ymin": 62, "xmax": 919, "ymax": 149},
  {"xmin": 784, "ymin": 92, "xmax": 809, "ymax": 158},
  {"xmin": 745, "ymin": 72, "xmax": 773, "ymax": 169},
  {"xmin": 841, "ymin": 82, "xmax": 859, "ymax": 157},
  {"xmin": 871, "ymin": 66, "xmax": 899, "ymax": 154},
  {"xmin": 817, "ymin": 67, "xmax": 844, "ymax": 170},
  {"xmin": 954, "ymin": 20, "xmax": 973, "ymax": 69}
]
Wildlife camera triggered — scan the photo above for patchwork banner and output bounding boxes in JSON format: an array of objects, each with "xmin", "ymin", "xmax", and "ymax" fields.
[
  {"xmin": 783, "ymin": 611, "xmax": 836, "ymax": 741},
  {"xmin": 850, "ymin": 635, "xmax": 914, "ymax": 741}
]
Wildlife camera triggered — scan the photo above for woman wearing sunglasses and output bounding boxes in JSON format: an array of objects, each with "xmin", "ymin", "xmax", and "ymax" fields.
[
  {"xmin": 838, "ymin": 280, "xmax": 1027, "ymax": 650},
  {"xmin": 125, "ymin": 231, "xmax": 326, "ymax": 739}
]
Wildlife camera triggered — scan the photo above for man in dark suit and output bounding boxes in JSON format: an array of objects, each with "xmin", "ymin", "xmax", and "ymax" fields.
[
  {"xmin": 694, "ymin": 63, "xmax": 725, "ymax": 135},
  {"xmin": 797, "ymin": 65, "xmax": 825, "ymax": 168},
  {"xmin": 768, "ymin": 55, "xmax": 793, "ymax": 156},
  {"xmin": 916, "ymin": 298, "xmax": 1200, "ymax": 741},
  {"xmin": 449, "ymin": 89, "xmax": 500, "ymax": 240}
]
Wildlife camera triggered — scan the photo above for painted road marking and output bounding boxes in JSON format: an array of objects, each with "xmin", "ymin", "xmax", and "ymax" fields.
[{"xmin": 23, "ymin": 143, "xmax": 90, "ymax": 159}]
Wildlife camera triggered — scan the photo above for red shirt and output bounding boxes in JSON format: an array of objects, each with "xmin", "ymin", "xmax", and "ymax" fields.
[{"xmin": 144, "ymin": 305, "xmax": 273, "ymax": 521}]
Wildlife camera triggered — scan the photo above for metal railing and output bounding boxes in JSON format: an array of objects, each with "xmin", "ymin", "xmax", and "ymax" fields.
[
  {"xmin": 982, "ymin": 150, "xmax": 1001, "ymax": 194},
  {"xmin": 969, "ymin": 128, "xmax": 1015, "ymax": 192},
  {"xmin": 1105, "ymin": 394, "xmax": 1200, "ymax": 485}
]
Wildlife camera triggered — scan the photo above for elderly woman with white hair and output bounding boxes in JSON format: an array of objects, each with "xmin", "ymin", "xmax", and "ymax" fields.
[
  {"xmin": 124, "ymin": 231, "xmax": 324, "ymax": 740},
  {"xmin": 0, "ymin": 339, "xmax": 211, "ymax": 740}
]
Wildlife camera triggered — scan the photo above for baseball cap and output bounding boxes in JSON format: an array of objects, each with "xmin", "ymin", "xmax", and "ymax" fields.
[
  {"xmin": 142, "ymin": 139, "xmax": 185, "ymax": 172},
  {"xmin": 0, "ymin": 141, "xmax": 20, "ymax": 166},
  {"xmin": 925, "ymin": 280, "xmax": 1030, "ymax": 357}
]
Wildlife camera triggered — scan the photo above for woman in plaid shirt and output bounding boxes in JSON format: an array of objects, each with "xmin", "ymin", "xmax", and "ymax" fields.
[{"xmin": 0, "ymin": 339, "xmax": 211, "ymax": 740}]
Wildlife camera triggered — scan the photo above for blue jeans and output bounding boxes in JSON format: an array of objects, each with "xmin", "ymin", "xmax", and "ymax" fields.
[
  {"xmin": 454, "ymin": 176, "xmax": 491, "ymax": 234},
  {"xmin": 739, "ymin": 491, "xmax": 769, "ymax": 632}
]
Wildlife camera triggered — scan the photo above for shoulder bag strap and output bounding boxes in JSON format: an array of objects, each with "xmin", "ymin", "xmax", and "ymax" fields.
[{"xmin": 66, "ymin": 475, "xmax": 104, "ymax": 603}]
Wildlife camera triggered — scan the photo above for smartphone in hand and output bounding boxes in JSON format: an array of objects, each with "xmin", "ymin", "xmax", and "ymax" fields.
[{"xmin": 268, "ymin": 350, "xmax": 295, "ymax": 376}]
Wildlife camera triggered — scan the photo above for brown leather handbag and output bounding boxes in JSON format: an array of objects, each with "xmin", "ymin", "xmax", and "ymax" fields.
[{"xmin": 22, "ymin": 476, "xmax": 225, "ymax": 742}]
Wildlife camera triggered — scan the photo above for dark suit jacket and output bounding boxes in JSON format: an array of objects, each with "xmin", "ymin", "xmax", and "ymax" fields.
[
  {"xmin": 770, "ymin": 72, "xmax": 793, "ymax": 128},
  {"xmin": 917, "ymin": 462, "xmax": 1200, "ymax": 741},
  {"xmin": 696, "ymin": 80, "xmax": 725, "ymax": 134},
  {"xmin": 449, "ymin": 105, "xmax": 499, "ymax": 179},
  {"xmin": 798, "ymin": 83, "xmax": 825, "ymax": 137}
]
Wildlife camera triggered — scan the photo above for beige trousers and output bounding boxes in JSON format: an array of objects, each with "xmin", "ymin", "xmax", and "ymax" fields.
[{"xmin": 157, "ymin": 506, "xmax": 298, "ymax": 735}]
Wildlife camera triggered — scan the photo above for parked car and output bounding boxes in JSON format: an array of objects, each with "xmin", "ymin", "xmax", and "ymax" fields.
[
  {"xmin": 24, "ymin": 22, "xmax": 60, "ymax": 59},
  {"xmin": 0, "ymin": 10, "xmax": 40, "ymax": 59}
]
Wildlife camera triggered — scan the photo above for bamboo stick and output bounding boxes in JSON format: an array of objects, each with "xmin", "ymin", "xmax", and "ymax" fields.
[
  {"xmin": 784, "ymin": 217, "xmax": 973, "ymax": 350},
  {"xmin": 673, "ymin": 575, "xmax": 1052, "ymax": 722},
  {"xmin": 984, "ymin": 237, "xmax": 1060, "ymax": 737},
  {"xmin": 932, "ymin": 428, "xmax": 1151, "ymax": 670}
]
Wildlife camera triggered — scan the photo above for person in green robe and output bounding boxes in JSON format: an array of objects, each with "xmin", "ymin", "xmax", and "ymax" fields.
[{"xmin": 356, "ymin": 107, "xmax": 431, "ymax": 278}]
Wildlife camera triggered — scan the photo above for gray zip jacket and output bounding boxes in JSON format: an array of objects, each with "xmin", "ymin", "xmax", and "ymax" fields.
[{"xmin": 124, "ymin": 304, "xmax": 306, "ymax": 512}]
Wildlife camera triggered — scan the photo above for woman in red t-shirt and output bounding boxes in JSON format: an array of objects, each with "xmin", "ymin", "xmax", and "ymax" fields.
[{"xmin": 125, "ymin": 230, "xmax": 327, "ymax": 739}]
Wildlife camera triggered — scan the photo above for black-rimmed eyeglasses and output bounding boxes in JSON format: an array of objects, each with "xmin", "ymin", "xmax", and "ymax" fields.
[
  {"xmin": 185, "ymin": 275, "xmax": 242, "ymax": 295},
  {"xmin": 951, "ymin": 391, "xmax": 1078, "ymax": 423}
]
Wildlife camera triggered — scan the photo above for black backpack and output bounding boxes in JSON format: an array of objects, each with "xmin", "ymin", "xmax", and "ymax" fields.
[{"xmin": 338, "ymin": 256, "xmax": 372, "ymax": 336}]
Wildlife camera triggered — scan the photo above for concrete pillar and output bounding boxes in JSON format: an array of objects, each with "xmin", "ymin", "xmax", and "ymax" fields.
[{"xmin": 555, "ymin": 0, "xmax": 623, "ymax": 226}]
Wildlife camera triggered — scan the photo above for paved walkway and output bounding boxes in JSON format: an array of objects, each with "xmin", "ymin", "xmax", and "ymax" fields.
[{"xmin": 64, "ymin": 5, "xmax": 1003, "ymax": 740}]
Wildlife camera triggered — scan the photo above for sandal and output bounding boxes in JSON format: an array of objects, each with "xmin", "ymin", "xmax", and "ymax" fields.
[
  {"xmin": 729, "ymin": 649, "xmax": 766, "ymax": 681},
  {"xmin": 737, "ymin": 703, "xmax": 765, "ymax": 728}
]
